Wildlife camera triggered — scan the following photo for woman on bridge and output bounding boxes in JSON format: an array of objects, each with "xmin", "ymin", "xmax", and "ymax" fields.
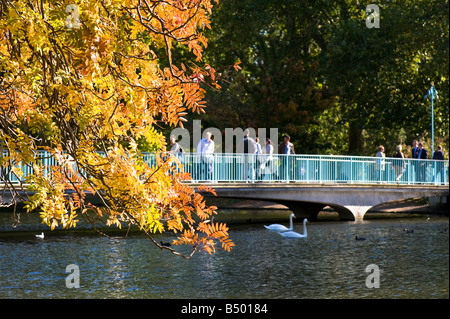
[
  {"xmin": 392, "ymin": 145, "xmax": 406, "ymax": 182},
  {"xmin": 375, "ymin": 145, "xmax": 386, "ymax": 183},
  {"xmin": 261, "ymin": 138, "xmax": 274, "ymax": 180}
]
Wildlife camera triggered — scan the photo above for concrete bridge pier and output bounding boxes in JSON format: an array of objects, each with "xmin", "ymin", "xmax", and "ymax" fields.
[{"xmin": 330, "ymin": 205, "xmax": 373, "ymax": 221}]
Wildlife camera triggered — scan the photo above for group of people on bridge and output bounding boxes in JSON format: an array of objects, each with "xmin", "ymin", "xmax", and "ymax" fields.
[
  {"xmin": 375, "ymin": 139, "xmax": 446, "ymax": 184},
  {"xmin": 167, "ymin": 132, "xmax": 448, "ymax": 184},
  {"xmin": 169, "ymin": 130, "xmax": 295, "ymax": 181}
]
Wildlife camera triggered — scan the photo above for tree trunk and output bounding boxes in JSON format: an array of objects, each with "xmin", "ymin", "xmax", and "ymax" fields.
[{"xmin": 348, "ymin": 122, "xmax": 366, "ymax": 155}]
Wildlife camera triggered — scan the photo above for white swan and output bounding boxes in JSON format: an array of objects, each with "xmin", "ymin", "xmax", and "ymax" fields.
[
  {"xmin": 36, "ymin": 232, "xmax": 44, "ymax": 239},
  {"xmin": 264, "ymin": 213, "xmax": 295, "ymax": 232},
  {"xmin": 279, "ymin": 218, "xmax": 308, "ymax": 238}
]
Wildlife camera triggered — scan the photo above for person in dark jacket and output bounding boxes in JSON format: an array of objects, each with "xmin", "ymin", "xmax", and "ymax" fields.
[
  {"xmin": 411, "ymin": 139, "xmax": 418, "ymax": 158},
  {"xmin": 432, "ymin": 145, "xmax": 444, "ymax": 160},
  {"xmin": 432, "ymin": 145, "xmax": 445, "ymax": 184},
  {"xmin": 415, "ymin": 142, "xmax": 428, "ymax": 182},
  {"xmin": 278, "ymin": 134, "xmax": 295, "ymax": 155},
  {"xmin": 415, "ymin": 142, "xmax": 428, "ymax": 159}
]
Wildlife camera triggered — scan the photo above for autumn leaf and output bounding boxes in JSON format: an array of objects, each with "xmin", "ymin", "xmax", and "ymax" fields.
[{"xmin": 233, "ymin": 62, "xmax": 242, "ymax": 71}]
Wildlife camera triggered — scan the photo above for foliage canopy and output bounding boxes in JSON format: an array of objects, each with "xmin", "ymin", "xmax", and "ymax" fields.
[
  {"xmin": 0, "ymin": 0, "xmax": 234, "ymax": 258},
  {"xmin": 201, "ymin": 0, "xmax": 448, "ymax": 156}
]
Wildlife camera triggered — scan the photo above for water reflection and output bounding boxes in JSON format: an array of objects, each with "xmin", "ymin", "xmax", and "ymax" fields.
[{"xmin": 0, "ymin": 216, "xmax": 448, "ymax": 298}]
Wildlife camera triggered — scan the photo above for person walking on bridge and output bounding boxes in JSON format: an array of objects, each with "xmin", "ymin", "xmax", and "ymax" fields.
[
  {"xmin": 278, "ymin": 134, "xmax": 295, "ymax": 181},
  {"xmin": 196, "ymin": 131, "xmax": 215, "ymax": 180},
  {"xmin": 375, "ymin": 145, "xmax": 386, "ymax": 183},
  {"xmin": 411, "ymin": 139, "xmax": 418, "ymax": 159},
  {"xmin": 241, "ymin": 129, "xmax": 258, "ymax": 181},
  {"xmin": 262, "ymin": 138, "xmax": 274, "ymax": 180},
  {"xmin": 392, "ymin": 145, "xmax": 406, "ymax": 182},
  {"xmin": 415, "ymin": 142, "xmax": 428, "ymax": 183},
  {"xmin": 432, "ymin": 145, "xmax": 445, "ymax": 184}
]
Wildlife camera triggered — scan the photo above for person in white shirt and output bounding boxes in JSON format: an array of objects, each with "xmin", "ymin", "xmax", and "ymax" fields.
[
  {"xmin": 375, "ymin": 145, "xmax": 386, "ymax": 183},
  {"xmin": 169, "ymin": 135, "xmax": 182, "ymax": 154},
  {"xmin": 255, "ymin": 137, "xmax": 263, "ymax": 180},
  {"xmin": 278, "ymin": 134, "xmax": 295, "ymax": 181},
  {"xmin": 265, "ymin": 138, "xmax": 274, "ymax": 157},
  {"xmin": 169, "ymin": 135, "xmax": 184, "ymax": 170},
  {"xmin": 196, "ymin": 132, "xmax": 215, "ymax": 180},
  {"xmin": 262, "ymin": 138, "xmax": 274, "ymax": 180},
  {"xmin": 255, "ymin": 137, "xmax": 262, "ymax": 155}
]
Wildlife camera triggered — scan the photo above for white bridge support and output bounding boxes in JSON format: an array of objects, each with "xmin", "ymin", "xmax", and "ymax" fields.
[{"xmin": 197, "ymin": 184, "xmax": 449, "ymax": 221}]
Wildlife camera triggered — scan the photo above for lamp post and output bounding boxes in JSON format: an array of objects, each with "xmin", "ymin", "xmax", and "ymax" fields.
[{"xmin": 425, "ymin": 82, "xmax": 438, "ymax": 155}]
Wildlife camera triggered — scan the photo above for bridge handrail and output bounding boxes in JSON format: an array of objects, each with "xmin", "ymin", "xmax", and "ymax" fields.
[{"xmin": 1, "ymin": 150, "xmax": 448, "ymax": 185}]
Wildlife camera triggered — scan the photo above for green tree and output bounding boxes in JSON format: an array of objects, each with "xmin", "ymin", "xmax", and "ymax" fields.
[
  {"xmin": 202, "ymin": 0, "xmax": 338, "ymax": 151},
  {"xmin": 318, "ymin": 0, "xmax": 449, "ymax": 156},
  {"xmin": 201, "ymin": 0, "xmax": 448, "ymax": 156}
]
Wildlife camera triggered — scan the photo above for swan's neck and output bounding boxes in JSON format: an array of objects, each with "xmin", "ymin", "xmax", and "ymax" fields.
[
  {"xmin": 303, "ymin": 220, "xmax": 307, "ymax": 235},
  {"xmin": 289, "ymin": 215, "xmax": 294, "ymax": 229}
]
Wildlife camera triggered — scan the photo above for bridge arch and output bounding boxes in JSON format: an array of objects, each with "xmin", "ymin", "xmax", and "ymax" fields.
[
  {"xmin": 270, "ymin": 201, "xmax": 357, "ymax": 221},
  {"xmin": 197, "ymin": 183, "xmax": 448, "ymax": 221}
]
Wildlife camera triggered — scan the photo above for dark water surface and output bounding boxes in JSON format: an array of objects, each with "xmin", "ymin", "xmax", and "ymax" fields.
[{"xmin": 0, "ymin": 213, "xmax": 448, "ymax": 299}]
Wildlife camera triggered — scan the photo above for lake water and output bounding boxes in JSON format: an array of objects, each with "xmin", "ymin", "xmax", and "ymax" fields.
[{"xmin": 0, "ymin": 211, "xmax": 448, "ymax": 299}]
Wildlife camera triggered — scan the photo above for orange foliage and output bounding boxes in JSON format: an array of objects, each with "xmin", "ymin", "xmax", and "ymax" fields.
[{"xmin": 0, "ymin": 0, "xmax": 233, "ymax": 258}]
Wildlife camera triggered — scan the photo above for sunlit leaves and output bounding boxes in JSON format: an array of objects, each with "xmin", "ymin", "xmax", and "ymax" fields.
[
  {"xmin": 0, "ymin": 0, "xmax": 232, "ymax": 258},
  {"xmin": 175, "ymin": 220, "xmax": 235, "ymax": 255}
]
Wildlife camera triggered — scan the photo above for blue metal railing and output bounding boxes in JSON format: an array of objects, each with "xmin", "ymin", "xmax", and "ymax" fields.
[
  {"xmin": 1, "ymin": 150, "xmax": 449, "ymax": 185},
  {"xmin": 171, "ymin": 152, "xmax": 449, "ymax": 185}
]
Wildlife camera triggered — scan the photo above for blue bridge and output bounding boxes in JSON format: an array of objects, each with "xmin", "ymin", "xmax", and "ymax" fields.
[
  {"xmin": 173, "ymin": 152, "xmax": 448, "ymax": 221},
  {"xmin": 1, "ymin": 151, "xmax": 449, "ymax": 221}
]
